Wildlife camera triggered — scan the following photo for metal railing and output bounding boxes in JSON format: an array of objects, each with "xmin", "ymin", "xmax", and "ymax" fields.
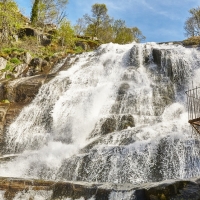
[{"xmin": 185, "ymin": 86, "xmax": 200, "ymax": 134}]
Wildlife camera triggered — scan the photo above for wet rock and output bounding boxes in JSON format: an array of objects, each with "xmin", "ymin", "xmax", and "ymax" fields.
[
  {"xmin": 152, "ymin": 49, "xmax": 162, "ymax": 67},
  {"xmin": 145, "ymin": 179, "xmax": 200, "ymax": 200},
  {"xmin": 118, "ymin": 114, "xmax": 135, "ymax": 131},
  {"xmin": 118, "ymin": 83, "xmax": 130, "ymax": 96},
  {"xmin": 0, "ymin": 57, "xmax": 7, "ymax": 70},
  {"xmin": 116, "ymin": 82, "xmax": 130, "ymax": 102},
  {"xmin": 101, "ymin": 117, "xmax": 116, "ymax": 135},
  {"xmin": 129, "ymin": 45, "xmax": 140, "ymax": 67},
  {"xmin": 5, "ymin": 74, "xmax": 53, "ymax": 104}
]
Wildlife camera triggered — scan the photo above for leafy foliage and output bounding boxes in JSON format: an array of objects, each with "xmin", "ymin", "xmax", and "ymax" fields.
[
  {"xmin": 56, "ymin": 19, "xmax": 75, "ymax": 48},
  {"xmin": 76, "ymin": 3, "xmax": 145, "ymax": 44},
  {"xmin": 84, "ymin": 3, "xmax": 110, "ymax": 39},
  {"xmin": 0, "ymin": 0, "xmax": 24, "ymax": 43},
  {"xmin": 32, "ymin": 0, "xmax": 68, "ymax": 27}
]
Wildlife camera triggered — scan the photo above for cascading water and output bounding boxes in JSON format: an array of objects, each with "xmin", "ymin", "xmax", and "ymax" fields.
[{"xmin": 0, "ymin": 42, "xmax": 200, "ymax": 198}]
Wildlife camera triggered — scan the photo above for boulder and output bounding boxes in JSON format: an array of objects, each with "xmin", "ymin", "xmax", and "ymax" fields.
[
  {"xmin": 23, "ymin": 52, "xmax": 32, "ymax": 64},
  {"xmin": 28, "ymin": 58, "xmax": 43, "ymax": 74},
  {"xmin": 0, "ymin": 57, "xmax": 7, "ymax": 70},
  {"xmin": 40, "ymin": 34, "xmax": 51, "ymax": 46},
  {"xmin": 76, "ymin": 41, "xmax": 89, "ymax": 51},
  {"xmin": 5, "ymin": 75, "xmax": 45, "ymax": 103},
  {"xmin": 13, "ymin": 64, "xmax": 28, "ymax": 78},
  {"xmin": 29, "ymin": 57, "xmax": 43, "ymax": 68}
]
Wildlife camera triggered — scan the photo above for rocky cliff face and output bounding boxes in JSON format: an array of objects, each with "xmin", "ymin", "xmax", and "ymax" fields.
[{"xmin": 0, "ymin": 176, "xmax": 200, "ymax": 200}]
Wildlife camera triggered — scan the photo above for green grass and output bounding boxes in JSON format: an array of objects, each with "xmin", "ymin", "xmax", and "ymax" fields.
[
  {"xmin": 10, "ymin": 57, "xmax": 21, "ymax": 65},
  {"xmin": 1, "ymin": 99, "xmax": 10, "ymax": 103},
  {"xmin": 2, "ymin": 62, "xmax": 15, "ymax": 72},
  {"xmin": 74, "ymin": 46, "xmax": 84, "ymax": 53},
  {"xmin": 2, "ymin": 47, "xmax": 25, "ymax": 54}
]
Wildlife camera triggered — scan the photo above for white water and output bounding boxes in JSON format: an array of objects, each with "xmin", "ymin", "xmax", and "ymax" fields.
[{"xmin": 0, "ymin": 42, "xmax": 200, "ymax": 199}]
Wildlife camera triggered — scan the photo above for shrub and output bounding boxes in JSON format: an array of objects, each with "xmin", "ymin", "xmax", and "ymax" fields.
[
  {"xmin": 183, "ymin": 36, "xmax": 200, "ymax": 46},
  {"xmin": 74, "ymin": 46, "xmax": 83, "ymax": 53}
]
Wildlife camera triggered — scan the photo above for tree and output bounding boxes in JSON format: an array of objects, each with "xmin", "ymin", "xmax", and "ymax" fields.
[
  {"xmin": 74, "ymin": 18, "xmax": 87, "ymax": 36},
  {"xmin": 113, "ymin": 20, "xmax": 145, "ymax": 44},
  {"xmin": 56, "ymin": 19, "xmax": 75, "ymax": 47},
  {"xmin": 31, "ymin": 0, "xmax": 68, "ymax": 27},
  {"xmin": 81, "ymin": 3, "xmax": 145, "ymax": 44},
  {"xmin": 131, "ymin": 27, "xmax": 146, "ymax": 42},
  {"xmin": 84, "ymin": 3, "xmax": 110, "ymax": 39},
  {"xmin": 113, "ymin": 19, "xmax": 125, "ymax": 34},
  {"xmin": 30, "ymin": 0, "xmax": 39, "ymax": 25},
  {"xmin": 0, "ymin": 0, "xmax": 23, "ymax": 43},
  {"xmin": 185, "ymin": 7, "xmax": 200, "ymax": 37}
]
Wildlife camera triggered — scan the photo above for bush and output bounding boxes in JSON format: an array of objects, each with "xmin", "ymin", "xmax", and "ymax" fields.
[
  {"xmin": 74, "ymin": 46, "xmax": 83, "ymax": 53},
  {"xmin": 183, "ymin": 36, "xmax": 200, "ymax": 46}
]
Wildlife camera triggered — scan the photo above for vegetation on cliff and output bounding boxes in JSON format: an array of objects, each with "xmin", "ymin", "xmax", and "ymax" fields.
[{"xmin": 0, "ymin": 1, "xmax": 147, "ymax": 80}]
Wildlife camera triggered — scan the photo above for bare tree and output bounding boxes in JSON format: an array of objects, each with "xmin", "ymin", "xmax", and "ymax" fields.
[
  {"xmin": 185, "ymin": 7, "xmax": 200, "ymax": 37},
  {"xmin": 74, "ymin": 18, "xmax": 87, "ymax": 36}
]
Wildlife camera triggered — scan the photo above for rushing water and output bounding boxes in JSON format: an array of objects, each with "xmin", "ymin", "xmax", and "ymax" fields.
[{"xmin": 0, "ymin": 42, "xmax": 200, "ymax": 196}]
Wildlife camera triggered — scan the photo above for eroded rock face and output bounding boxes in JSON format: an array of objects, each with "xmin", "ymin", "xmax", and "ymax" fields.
[{"xmin": 0, "ymin": 176, "xmax": 200, "ymax": 200}]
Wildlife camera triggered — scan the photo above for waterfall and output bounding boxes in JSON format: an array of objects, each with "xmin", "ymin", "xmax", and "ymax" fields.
[{"xmin": 0, "ymin": 42, "xmax": 200, "ymax": 188}]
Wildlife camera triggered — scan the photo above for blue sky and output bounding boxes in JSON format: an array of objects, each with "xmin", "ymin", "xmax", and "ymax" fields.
[{"xmin": 15, "ymin": 0, "xmax": 200, "ymax": 42}]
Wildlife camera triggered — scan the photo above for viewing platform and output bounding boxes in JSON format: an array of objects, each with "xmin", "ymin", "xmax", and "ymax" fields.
[{"xmin": 185, "ymin": 86, "xmax": 200, "ymax": 134}]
